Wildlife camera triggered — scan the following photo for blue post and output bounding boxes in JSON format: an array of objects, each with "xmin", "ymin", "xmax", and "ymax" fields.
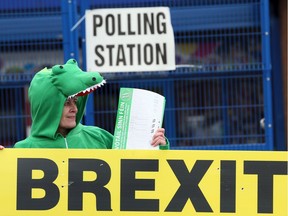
[
  {"xmin": 260, "ymin": 0, "xmax": 274, "ymax": 150},
  {"xmin": 61, "ymin": 0, "xmax": 79, "ymax": 62}
]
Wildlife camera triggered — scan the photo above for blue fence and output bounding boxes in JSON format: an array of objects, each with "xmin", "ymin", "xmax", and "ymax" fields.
[{"xmin": 0, "ymin": 0, "xmax": 277, "ymax": 150}]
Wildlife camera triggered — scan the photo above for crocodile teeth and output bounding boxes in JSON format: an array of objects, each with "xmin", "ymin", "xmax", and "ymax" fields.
[{"xmin": 68, "ymin": 80, "xmax": 106, "ymax": 98}]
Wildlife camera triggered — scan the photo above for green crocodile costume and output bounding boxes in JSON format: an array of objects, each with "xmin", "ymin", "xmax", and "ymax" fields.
[{"xmin": 14, "ymin": 59, "xmax": 113, "ymax": 149}]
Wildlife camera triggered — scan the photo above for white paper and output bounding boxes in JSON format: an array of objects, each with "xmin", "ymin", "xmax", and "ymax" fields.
[{"xmin": 112, "ymin": 88, "xmax": 165, "ymax": 149}]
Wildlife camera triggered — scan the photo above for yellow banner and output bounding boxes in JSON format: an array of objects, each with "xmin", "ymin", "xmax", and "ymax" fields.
[{"xmin": 0, "ymin": 149, "xmax": 287, "ymax": 216}]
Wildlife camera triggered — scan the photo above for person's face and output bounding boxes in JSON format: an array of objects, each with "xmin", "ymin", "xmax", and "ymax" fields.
[{"xmin": 59, "ymin": 97, "xmax": 78, "ymax": 130}]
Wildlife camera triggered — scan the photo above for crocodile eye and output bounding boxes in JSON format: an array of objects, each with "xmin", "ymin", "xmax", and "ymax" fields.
[
  {"xmin": 60, "ymin": 65, "xmax": 63, "ymax": 69},
  {"xmin": 73, "ymin": 59, "xmax": 76, "ymax": 63},
  {"xmin": 92, "ymin": 77, "xmax": 96, "ymax": 81}
]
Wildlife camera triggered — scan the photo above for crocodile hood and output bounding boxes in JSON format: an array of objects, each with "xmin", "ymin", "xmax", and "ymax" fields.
[{"xmin": 29, "ymin": 59, "xmax": 106, "ymax": 139}]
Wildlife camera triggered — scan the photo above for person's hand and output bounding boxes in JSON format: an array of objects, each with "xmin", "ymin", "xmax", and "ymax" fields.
[
  {"xmin": 151, "ymin": 128, "xmax": 166, "ymax": 147},
  {"xmin": 0, "ymin": 145, "xmax": 4, "ymax": 150}
]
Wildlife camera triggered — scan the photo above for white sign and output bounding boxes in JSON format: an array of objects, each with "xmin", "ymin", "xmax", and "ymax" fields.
[{"xmin": 85, "ymin": 7, "xmax": 175, "ymax": 72}]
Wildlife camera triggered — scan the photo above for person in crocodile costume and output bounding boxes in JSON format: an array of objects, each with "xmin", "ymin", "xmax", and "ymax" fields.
[{"xmin": 9, "ymin": 59, "xmax": 167, "ymax": 149}]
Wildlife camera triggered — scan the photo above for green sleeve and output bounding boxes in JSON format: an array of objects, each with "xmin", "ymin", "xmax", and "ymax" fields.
[{"xmin": 159, "ymin": 137, "xmax": 170, "ymax": 150}]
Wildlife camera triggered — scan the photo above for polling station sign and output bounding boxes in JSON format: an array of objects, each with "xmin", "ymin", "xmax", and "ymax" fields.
[
  {"xmin": 85, "ymin": 7, "xmax": 176, "ymax": 72},
  {"xmin": 0, "ymin": 149, "xmax": 287, "ymax": 216}
]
